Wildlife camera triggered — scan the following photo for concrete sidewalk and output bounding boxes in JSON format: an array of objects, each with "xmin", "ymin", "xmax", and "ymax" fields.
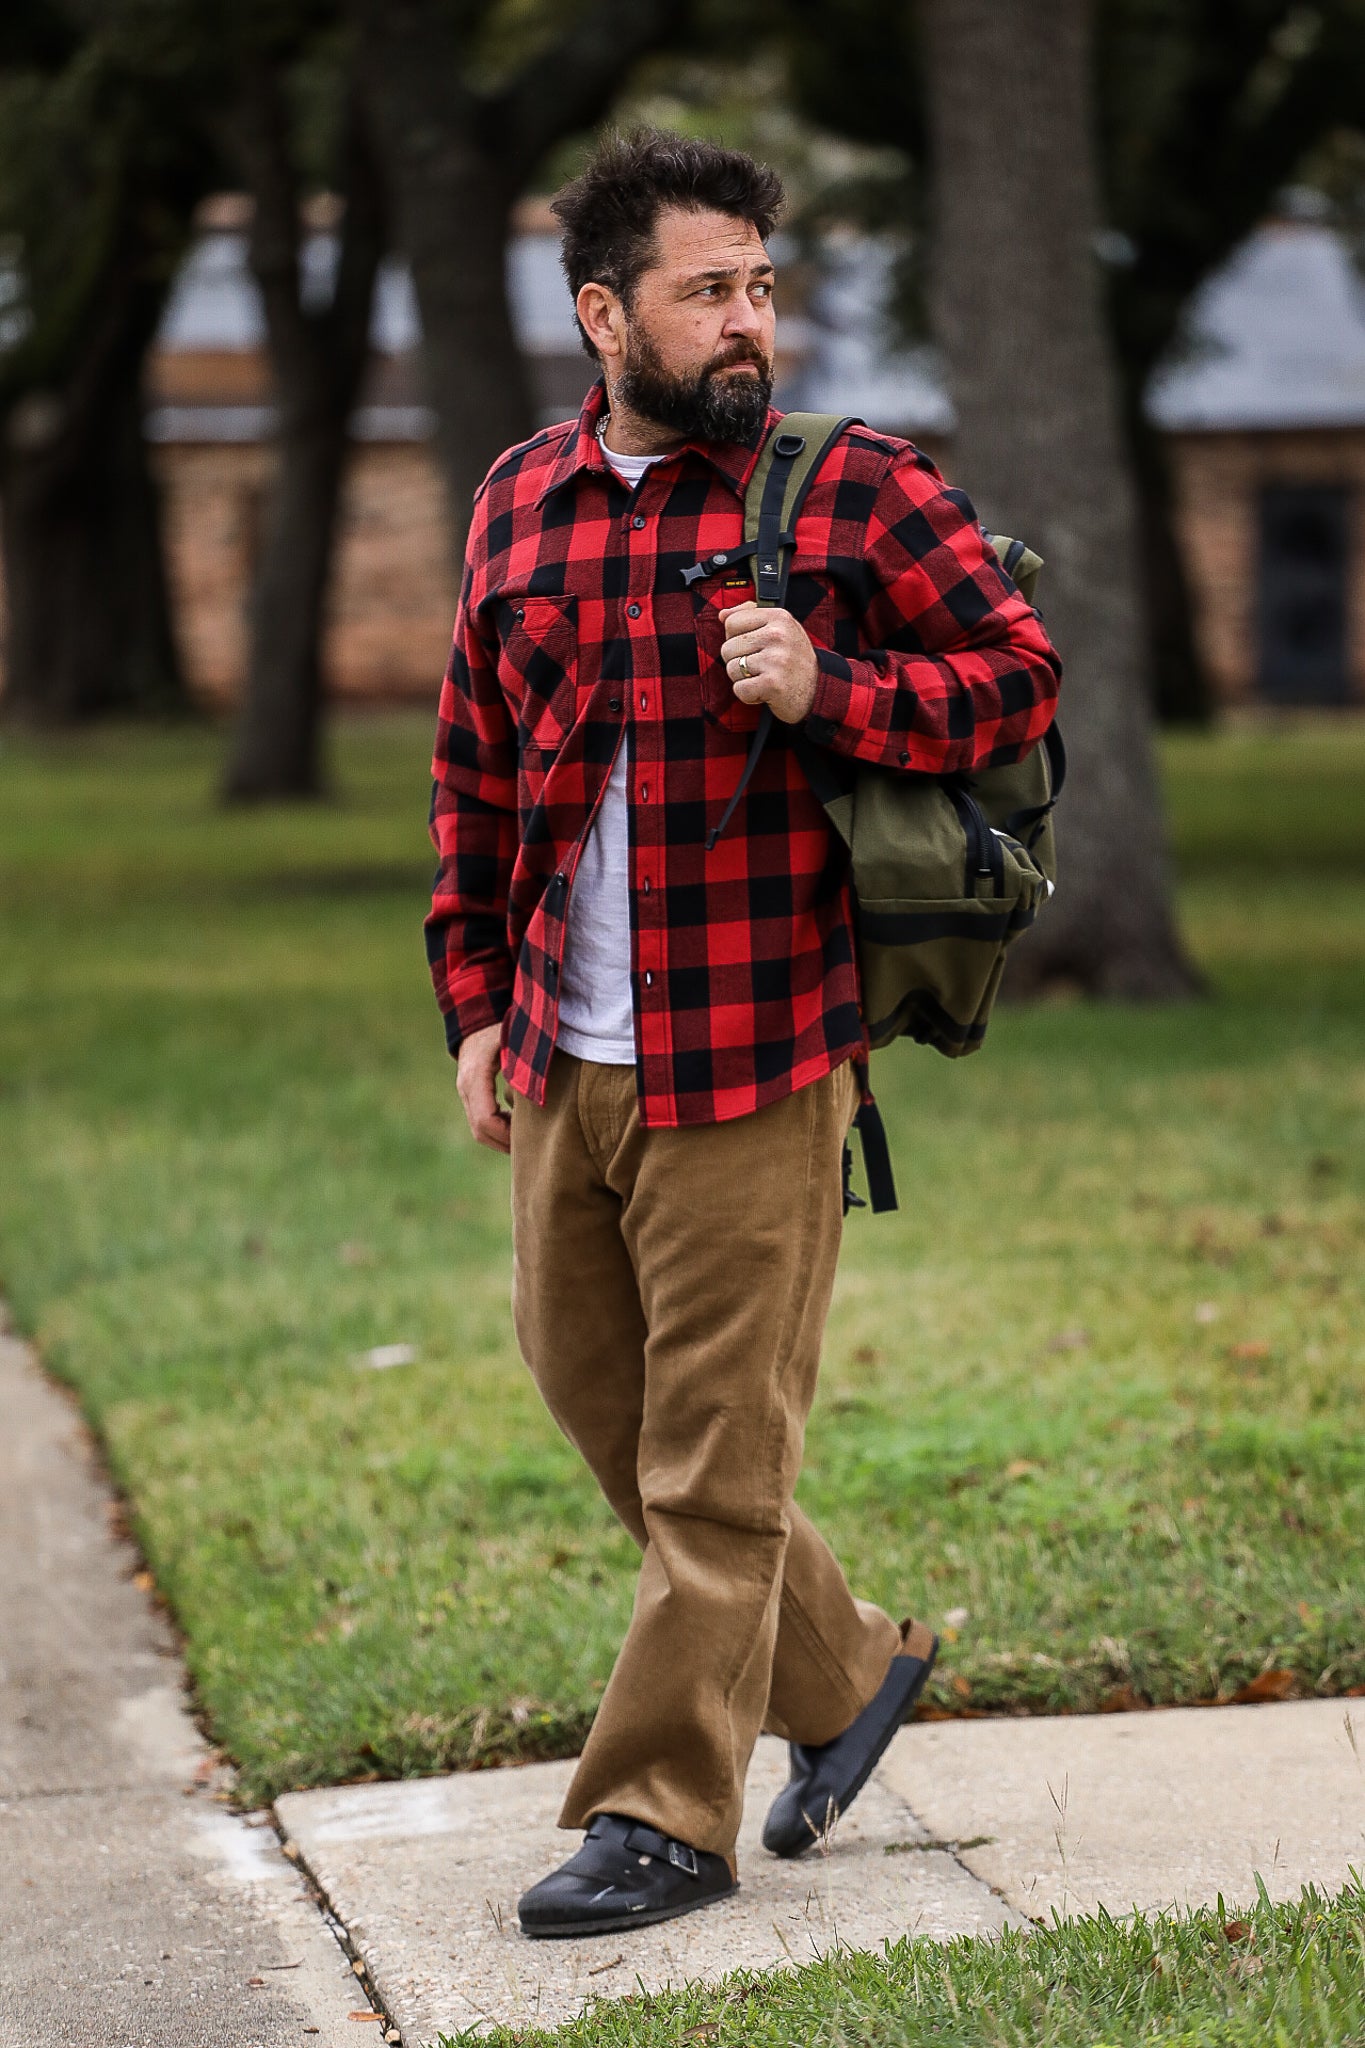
[
  {"xmin": 0, "ymin": 1324, "xmax": 374, "ymax": 2047},
  {"xmin": 278, "ymin": 1695, "xmax": 1365, "ymax": 2042}
]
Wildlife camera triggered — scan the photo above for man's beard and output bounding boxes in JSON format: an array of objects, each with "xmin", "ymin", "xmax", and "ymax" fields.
[{"xmin": 615, "ymin": 325, "xmax": 773, "ymax": 444}]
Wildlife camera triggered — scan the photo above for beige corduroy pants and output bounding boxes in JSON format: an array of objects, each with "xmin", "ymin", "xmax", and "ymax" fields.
[{"xmin": 509, "ymin": 1053, "xmax": 901, "ymax": 1860}]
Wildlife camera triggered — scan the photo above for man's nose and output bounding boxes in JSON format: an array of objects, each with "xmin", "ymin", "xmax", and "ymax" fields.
[{"xmin": 723, "ymin": 292, "xmax": 765, "ymax": 338}]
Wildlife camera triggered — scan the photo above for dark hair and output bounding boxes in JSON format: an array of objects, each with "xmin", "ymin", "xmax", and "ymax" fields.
[{"xmin": 551, "ymin": 127, "xmax": 785, "ymax": 358}]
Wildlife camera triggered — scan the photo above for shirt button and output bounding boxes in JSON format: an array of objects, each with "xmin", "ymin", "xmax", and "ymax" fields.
[
  {"xmin": 642, "ymin": 877, "xmax": 651, "ymax": 896},
  {"xmin": 546, "ymin": 959, "xmax": 557, "ymax": 978},
  {"xmin": 641, "ymin": 784, "xmax": 649, "ymax": 802},
  {"xmin": 639, "ymin": 692, "xmax": 648, "ymax": 710},
  {"xmin": 609, "ymin": 696, "xmax": 622, "ymax": 712},
  {"xmin": 515, "ymin": 607, "xmax": 525, "ymax": 622},
  {"xmin": 632, "ymin": 515, "xmax": 646, "ymax": 530},
  {"xmin": 644, "ymin": 970, "xmax": 654, "ymax": 989},
  {"xmin": 627, "ymin": 602, "xmax": 641, "ymax": 619},
  {"xmin": 898, "ymin": 749, "xmax": 910, "ymax": 765}
]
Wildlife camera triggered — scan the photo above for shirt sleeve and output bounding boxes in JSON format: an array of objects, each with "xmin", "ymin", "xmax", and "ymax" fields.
[
  {"xmin": 801, "ymin": 445, "xmax": 1062, "ymax": 774},
  {"xmin": 424, "ymin": 501, "xmax": 518, "ymax": 1058}
]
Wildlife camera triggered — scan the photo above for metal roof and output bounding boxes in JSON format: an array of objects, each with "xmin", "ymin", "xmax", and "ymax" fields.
[{"xmin": 1147, "ymin": 222, "xmax": 1365, "ymax": 432}]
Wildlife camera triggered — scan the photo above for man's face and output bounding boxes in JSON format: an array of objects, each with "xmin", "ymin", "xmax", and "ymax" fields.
[{"xmin": 615, "ymin": 206, "xmax": 776, "ymax": 443}]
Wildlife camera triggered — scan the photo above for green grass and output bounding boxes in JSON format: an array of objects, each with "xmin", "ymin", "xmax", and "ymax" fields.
[
  {"xmin": 435, "ymin": 1878, "xmax": 1365, "ymax": 2047},
  {"xmin": 0, "ymin": 714, "xmax": 1363, "ymax": 1806}
]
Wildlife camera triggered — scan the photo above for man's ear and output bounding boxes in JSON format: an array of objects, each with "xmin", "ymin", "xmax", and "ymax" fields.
[{"xmin": 576, "ymin": 282, "xmax": 624, "ymax": 365}]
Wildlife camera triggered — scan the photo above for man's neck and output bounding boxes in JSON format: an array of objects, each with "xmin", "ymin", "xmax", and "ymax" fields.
[{"xmin": 599, "ymin": 386, "xmax": 684, "ymax": 459}]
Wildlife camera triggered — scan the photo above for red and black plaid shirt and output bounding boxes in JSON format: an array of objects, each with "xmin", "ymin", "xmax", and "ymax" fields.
[{"xmin": 426, "ymin": 378, "xmax": 1061, "ymax": 1127}]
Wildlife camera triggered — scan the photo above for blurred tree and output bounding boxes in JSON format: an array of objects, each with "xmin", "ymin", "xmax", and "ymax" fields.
[
  {"xmin": 219, "ymin": 20, "xmax": 386, "ymax": 801},
  {"xmin": 780, "ymin": 0, "xmax": 1365, "ymax": 727},
  {"xmin": 1099, "ymin": 0, "xmax": 1365, "ymax": 723},
  {"xmin": 922, "ymin": 0, "xmax": 1198, "ymax": 999},
  {"xmin": 0, "ymin": 3, "xmax": 213, "ymax": 721},
  {"xmin": 349, "ymin": 0, "xmax": 690, "ymax": 554}
]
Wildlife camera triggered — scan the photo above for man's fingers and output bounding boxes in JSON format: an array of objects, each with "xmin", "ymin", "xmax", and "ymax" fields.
[
  {"xmin": 456, "ymin": 1022, "xmax": 511, "ymax": 1153},
  {"xmin": 462, "ymin": 1074, "xmax": 511, "ymax": 1152},
  {"xmin": 718, "ymin": 601, "xmax": 768, "ymax": 636},
  {"xmin": 474, "ymin": 1108, "xmax": 512, "ymax": 1154},
  {"xmin": 720, "ymin": 623, "xmax": 772, "ymax": 665}
]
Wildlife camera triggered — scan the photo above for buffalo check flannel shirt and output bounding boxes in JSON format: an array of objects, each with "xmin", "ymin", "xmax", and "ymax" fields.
[{"xmin": 426, "ymin": 377, "xmax": 1061, "ymax": 1127}]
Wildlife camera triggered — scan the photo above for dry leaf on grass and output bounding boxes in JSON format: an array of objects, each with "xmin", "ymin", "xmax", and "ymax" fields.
[{"xmin": 1230, "ymin": 1669, "xmax": 1296, "ymax": 1704}]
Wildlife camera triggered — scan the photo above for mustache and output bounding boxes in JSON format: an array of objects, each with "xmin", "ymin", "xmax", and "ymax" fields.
[{"xmin": 705, "ymin": 340, "xmax": 771, "ymax": 377}]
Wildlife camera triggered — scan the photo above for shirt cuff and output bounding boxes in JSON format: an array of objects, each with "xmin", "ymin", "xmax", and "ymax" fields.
[
  {"xmin": 444, "ymin": 982, "xmax": 513, "ymax": 1059},
  {"xmin": 804, "ymin": 649, "xmax": 859, "ymax": 750}
]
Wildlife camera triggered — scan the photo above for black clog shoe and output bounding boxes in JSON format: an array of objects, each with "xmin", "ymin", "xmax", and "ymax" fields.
[
  {"xmin": 762, "ymin": 1618, "xmax": 939, "ymax": 1858},
  {"xmin": 517, "ymin": 1813, "xmax": 737, "ymax": 1939}
]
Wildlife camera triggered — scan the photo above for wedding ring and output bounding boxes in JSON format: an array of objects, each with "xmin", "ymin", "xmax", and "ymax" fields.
[{"xmin": 737, "ymin": 655, "xmax": 752, "ymax": 680}]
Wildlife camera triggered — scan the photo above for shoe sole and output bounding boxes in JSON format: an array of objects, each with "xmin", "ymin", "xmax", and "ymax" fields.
[
  {"xmin": 519, "ymin": 1879, "xmax": 739, "ymax": 1940},
  {"xmin": 771, "ymin": 1639, "xmax": 939, "ymax": 1859}
]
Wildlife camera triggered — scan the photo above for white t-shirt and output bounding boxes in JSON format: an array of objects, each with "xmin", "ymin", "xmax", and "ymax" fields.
[{"xmin": 555, "ymin": 439, "xmax": 665, "ymax": 1065}]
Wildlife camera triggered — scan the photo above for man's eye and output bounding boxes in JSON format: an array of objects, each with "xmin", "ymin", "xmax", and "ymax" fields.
[{"xmin": 753, "ymin": 283, "xmax": 773, "ymax": 301}]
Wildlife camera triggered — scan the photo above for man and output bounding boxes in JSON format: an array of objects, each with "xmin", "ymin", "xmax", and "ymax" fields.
[{"xmin": 426, "ymin": 128, "xmax": 1060, "ymax": 1940}]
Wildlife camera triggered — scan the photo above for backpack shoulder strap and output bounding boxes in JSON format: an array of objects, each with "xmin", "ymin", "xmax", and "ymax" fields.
[
  {"xmin": 744, "ymin": 413, "xmax": 860, "ymax": 607},
  {"xmin": 703, "ymin": 415, "xmax": 858, "ymax": 853}
]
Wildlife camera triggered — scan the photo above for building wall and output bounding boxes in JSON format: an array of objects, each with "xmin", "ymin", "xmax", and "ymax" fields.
[
  {"xmin": 154, "ymin": 439, "xmax": 458, "ymax": 707},
  {"xmin": 1167, "ymin": 426, "xmax": 1365, "ymax": 705}
]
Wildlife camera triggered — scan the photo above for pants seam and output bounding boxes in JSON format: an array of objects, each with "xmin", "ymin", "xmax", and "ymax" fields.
[{"xmin": 778, "ymin": 1576, "xmax": 874, "ymax": 1721}]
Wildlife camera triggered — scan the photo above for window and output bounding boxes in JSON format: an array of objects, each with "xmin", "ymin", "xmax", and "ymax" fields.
[{"xmin": 1256, "ymin": 484, "xmax": 1351, "ymax": 705}]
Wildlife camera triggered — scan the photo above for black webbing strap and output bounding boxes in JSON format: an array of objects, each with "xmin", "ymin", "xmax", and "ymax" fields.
[
  {"xmin": 704, "ymin": 706, "xmax": 774, "ymax": 852},
  {"xmin": 753, "ymin": 429, "xmax": 806, "ymax": 601},
  {"xmin": 852, "ymin": 1087, "xmax": 898, "ymax": 1214}
]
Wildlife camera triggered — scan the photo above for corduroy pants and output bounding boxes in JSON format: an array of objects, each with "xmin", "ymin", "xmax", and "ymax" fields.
[{"xmin": 508, "ymin": 1053, "xmax": 901, "ymax": 1861}]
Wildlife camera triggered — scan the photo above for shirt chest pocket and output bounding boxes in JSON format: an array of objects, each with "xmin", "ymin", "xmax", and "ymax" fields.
[
  {"xmin": 690, "ymin": 574, "xmax": 761, "ymax": 733},
  {"xmin": 500, "ymin": 594, "xmax": 580, "ymax": 756}
]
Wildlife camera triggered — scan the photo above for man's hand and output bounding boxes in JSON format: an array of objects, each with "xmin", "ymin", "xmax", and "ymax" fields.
[
  {"xmin": 456, "ymin": 1021, "xmax": 511, "ymax": 1154},
  {"xmin": 718, "ymin": 602, "xmax": 819, "ymax": 725}
]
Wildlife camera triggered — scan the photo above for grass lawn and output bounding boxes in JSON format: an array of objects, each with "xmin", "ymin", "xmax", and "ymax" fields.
[
  {"xmin": 0, "ymin": 713, "xmax": 1363, "ymax": 1810},
  {"xmin": 438, "ymin": 1879, "xmax": 1365, "ymax": 2047}
]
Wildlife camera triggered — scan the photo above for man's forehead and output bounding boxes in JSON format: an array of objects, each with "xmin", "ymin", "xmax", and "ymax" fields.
[{"xmin": 648, "ymin": 206, "xmax": 770, "ymax": 277}]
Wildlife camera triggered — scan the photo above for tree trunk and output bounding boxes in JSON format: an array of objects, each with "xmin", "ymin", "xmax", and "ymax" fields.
[
  {"xmin": 1, "ymin": 279, "xmax": 185, "ymax": 724},
  {"xmin": 1128, "ymin": 407, "xmax": 1212, "ymax": 727},
  {"xmin": 221, "ymin": 78, "xmax": 385, "ymax": 803},
  {"xmin": 921, "ymin": 0, "xmax": 1200, "ymax": 999},
  {"xmin": 222, "ymin": 423, "xmax": 349, "ymax": 799},
  {"xmin": 356, "ymin": 9, "xmax": 534, "ymax": 559}
]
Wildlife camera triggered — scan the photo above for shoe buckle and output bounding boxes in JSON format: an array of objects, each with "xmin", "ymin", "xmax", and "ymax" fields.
[{"xmin": 667, "ymin": 1840, "xmax": 699, "ymax": 1877}]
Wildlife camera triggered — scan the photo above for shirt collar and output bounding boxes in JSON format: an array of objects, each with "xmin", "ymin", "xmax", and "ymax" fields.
[{"xmin": 532, "ymin": 375, "xmax": 775, "ymax": 506}]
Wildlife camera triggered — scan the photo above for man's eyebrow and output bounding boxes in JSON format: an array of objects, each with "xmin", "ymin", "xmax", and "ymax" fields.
[{"xmin": 676, "ymin": 261, "xmax": 776, "ymax": 288}]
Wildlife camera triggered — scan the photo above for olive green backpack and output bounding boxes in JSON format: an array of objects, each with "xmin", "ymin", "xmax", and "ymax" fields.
[{"xmin": 694, "ymin": 413, "xmax": 1065, "ymax": 1211}]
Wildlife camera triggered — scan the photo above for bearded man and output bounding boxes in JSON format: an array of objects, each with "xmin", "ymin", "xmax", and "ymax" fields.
[{"xmin": 425, "ymin": 128, "xmax": 1060, "ymax": 1940}]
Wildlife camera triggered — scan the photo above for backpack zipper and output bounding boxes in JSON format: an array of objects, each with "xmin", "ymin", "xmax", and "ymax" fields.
[{"xmin": 947, "ymin": 783, "xmax": 1002, "ymax": 896}]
